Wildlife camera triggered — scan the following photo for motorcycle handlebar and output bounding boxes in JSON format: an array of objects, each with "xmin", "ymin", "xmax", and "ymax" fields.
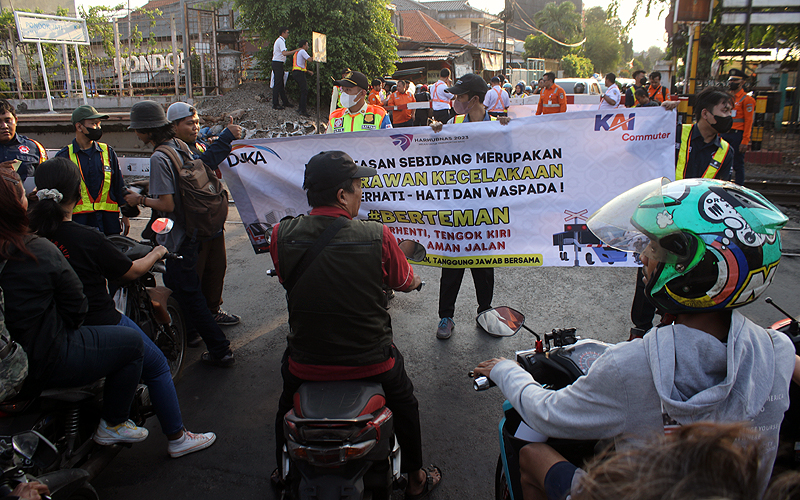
[{"xmin": 469, "ymin": 371, "xmax": 496, "ymax": 391}]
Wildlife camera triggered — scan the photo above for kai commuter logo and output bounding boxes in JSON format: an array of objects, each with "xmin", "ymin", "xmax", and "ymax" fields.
[{"xmin": 594, "ymin": 113, "xmax": 635, "ymax": 131}]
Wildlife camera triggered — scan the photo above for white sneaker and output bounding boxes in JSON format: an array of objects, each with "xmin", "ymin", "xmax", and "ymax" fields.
[
  {"xmin": 93, "ymin": 419, "xmax": 149, "ymax": 445},
  {"xmin": 168, "ymin": 430, "xmax": 217, "ymax": 458}
]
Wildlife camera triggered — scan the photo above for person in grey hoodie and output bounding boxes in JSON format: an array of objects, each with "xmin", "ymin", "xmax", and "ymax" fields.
[{"xmin": 474, "ymin": 178, "xmax": 795, "ymax": 500}]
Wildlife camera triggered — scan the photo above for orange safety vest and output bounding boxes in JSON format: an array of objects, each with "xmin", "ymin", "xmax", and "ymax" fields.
[
  {"xmin": 70, "ymin": 142, "xmax": 118, "ymax": 214},
  {"xmin": 488, "ymin": 87, "xmax": 506, "ymax": 112},
  {"xmin": 675, "ymin": 124, "xmax": 731, "ymax": 180},
  {"xmin": 430, "ymin": 81, "xmax": 451, "ymax": 105},
  {"xmin": 648, "ymin": 85, "xmax": 668, "ymax": 103},
  {"xmin": 292, "ymin": 51, "xmax": 307, "ymax": 72},
  {"xmin": 328, "ymin": 105, "xmax": 388, "ymax": 133}
]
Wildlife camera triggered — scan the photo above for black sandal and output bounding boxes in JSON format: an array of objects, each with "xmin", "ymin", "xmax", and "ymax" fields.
[{"xmin": 405, "ymin": 464, "xmax": 442, "ymax": 500}]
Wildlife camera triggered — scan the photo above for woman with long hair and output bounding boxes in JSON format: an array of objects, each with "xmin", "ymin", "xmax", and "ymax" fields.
[
  {"xmin": 29, "ymin": 157, "xmax": 216, "ymax": 458},
  {"xmin": 0, "ymin": 168, "xmax": 149, "ymax": 445}
]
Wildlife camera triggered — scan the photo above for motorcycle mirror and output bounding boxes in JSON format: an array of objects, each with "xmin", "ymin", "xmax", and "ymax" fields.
[
  {"xmin": 12, "ymin": 431, "xmax": 58, "ymax": 469},
  {"xmin": 152, "ymin": 218, "xmax": 174, "ymax": 234},
  {"xmin": 477, "ymin": 306, "xmax": 526, "ymax": 337},
  {"xmin": 397, "ymin": 240, "xmax": 427, "ymax": 261}
]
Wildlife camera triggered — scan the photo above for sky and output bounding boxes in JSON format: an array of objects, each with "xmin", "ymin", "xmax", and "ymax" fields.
[{"xmin": 75, "ymin": 0, "xmax": 669, "ymax": 53}]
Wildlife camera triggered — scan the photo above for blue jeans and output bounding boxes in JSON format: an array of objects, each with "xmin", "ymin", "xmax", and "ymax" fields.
[
  {"xmin": 46, "ymin": 325, "xmax": 143, "ymax": 426},
  {"xmin": 164, "ymin": 239, "xmax": 231, "ymax": 359},
  {"xmin": 118, "ymin": 314, "xmax": 183, "ymax": 436}
]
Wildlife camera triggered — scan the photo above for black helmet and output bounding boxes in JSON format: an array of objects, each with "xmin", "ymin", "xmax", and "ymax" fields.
[
  {"xmin": 128, "ymin": 101, "xmax": 170, "ymax": 130},
  {"xmin": 573, "ymin": 82, "xmax": 586, "ymax": 94}
]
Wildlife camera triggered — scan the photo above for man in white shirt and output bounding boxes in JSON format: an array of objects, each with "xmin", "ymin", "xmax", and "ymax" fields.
[
  {"xmin": 599, "ymin": 72, "xmax": 621, "ymax": 110},
  {"xmin": 291, "ymin": 39, "xmax": 314, "ymax": 117},
  {"xmin": 484, "ymin": 76, "xmax": 510, "ymax": 117},
  {"xmin": 430, "ymin": 68, "xmax": 455, "ymax": 123},
  {"xmin": 272, "ymin": 26, "xmax": 299, "ymax": 111}
]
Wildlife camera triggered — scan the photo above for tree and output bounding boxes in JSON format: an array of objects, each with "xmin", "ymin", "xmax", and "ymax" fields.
[
  {"xmin": 523, "ymin": 1, "xmax": 582, "ymax": 60},
  {"xmin": 236, "ymin": 0, "xmax": 397, "ymax": 106},
  {"xmin": 561, "ymin": 54, "xmax": 593, "ymax": 77},
  {"xmin": 583, "ymin": 7, "xmax": 623, "ymax": 74}
]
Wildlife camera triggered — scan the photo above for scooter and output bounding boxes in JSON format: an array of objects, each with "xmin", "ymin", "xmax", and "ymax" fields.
[
  {"xmin": 0, "ymin": 431, "xmax": 97, "ymax": 500},
  {"xmin": 274, "ymin": 239, "xmax": 426, "ymax": 500},
  {"xmin": 470, "ymin": 306, "xmax": 610, "ymax": 500}
]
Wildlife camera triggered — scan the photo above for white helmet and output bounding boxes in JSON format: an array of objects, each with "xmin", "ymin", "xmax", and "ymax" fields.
[{"xmin": 166, "ymin": 102, "xmax": 196, "ymax": 123}]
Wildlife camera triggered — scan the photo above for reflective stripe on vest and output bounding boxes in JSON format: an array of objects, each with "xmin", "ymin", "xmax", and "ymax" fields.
[
  {"xmin": 292, "ymin": 51, "xmax": 306, "ymax": 72},
  {"xmin": 328, "ymin": 107, "xmax": 387, "ymax": 132},
  {"xmin": 431, "ymin": 81, "xmax": 450, "ymax": 104},
  {"xmin": 488, "ymin": 87, "xmax": 505, "ymax": 112},
  {"xmin": 542, "ymin": 103, "xmax": 561, "ymax": 107},
  {"xmin": 195, "ymin": 141, "xmax": 207, "ymax": 153},
  {"xmin": 675, "ymin": 124, "xmax": 730, "ymax": 180},
  {"xmin": 70, "ymin": 143, "xmax": 118, "ymax": 214},
  {"xmin": 30, "ymin": 140, "xmax": 47, "ymax": 163},
  {"xmin": 454, "ymin": 114, "xmax": 497, "ymax": 123},
  {"xmin": 732, "ymin": 93, "xmax": 747, "ymax": 124}
]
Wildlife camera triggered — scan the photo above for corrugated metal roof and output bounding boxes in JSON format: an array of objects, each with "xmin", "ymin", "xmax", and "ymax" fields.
[
  {"xmin": 398, "ymin": 48, "xmax": 465, "ymax": 62},
  {"xmin": 399, "ymin": 10, "xmax": 471, "ymax": 46},
  {"xmin": 392, "ymin": 0, "xmax": 434, "ymax": 11},
  {"xmin": 419, "ymin": 0, "xmax": 469, "ymax": 11}
]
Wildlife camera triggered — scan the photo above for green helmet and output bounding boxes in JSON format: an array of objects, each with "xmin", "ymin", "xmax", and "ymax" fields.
[{"xmin": 588, "ymin": 178, "xmax": 787, "ymax": 314}]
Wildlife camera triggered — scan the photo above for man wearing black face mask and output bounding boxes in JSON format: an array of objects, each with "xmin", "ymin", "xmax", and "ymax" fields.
[
  {"xmin": 55, "ymin": 105, "xmax": 127, "ymax": 235},
  {"xmin": 628, "ymin": 86, "xmax": 734, "ymax": 340},
  {"xmin": 721, "ymin": 68, "xmax": 755, "ymax": 185}
]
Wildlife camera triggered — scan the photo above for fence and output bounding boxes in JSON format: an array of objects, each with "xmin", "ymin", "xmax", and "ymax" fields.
[{"xmin": 0, "ymin": 7, "xmax": 234, "ymax": 101}]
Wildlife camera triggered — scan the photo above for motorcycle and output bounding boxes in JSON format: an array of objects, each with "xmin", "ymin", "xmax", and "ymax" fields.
[
  {"xmin": 473, "ymin": 299, "xmax": 800, "ymax": 500},
  {"xmin": 0, "ymin": 219, "xmax": 181, "ymax": 482},
  {"xmin": 274, "ymin": 239, "xmax": 426, "ymax": 500},
  {"xmin": 0, "ymin": 431, "xmax": 97, "ymax": 500},
  {"xmin": 471, "ymin": 306, "xmax": 610, "ymax": 500},
  {"xmin": 108, "ymin": 223, "xmax": 187, "ymax": 381}
]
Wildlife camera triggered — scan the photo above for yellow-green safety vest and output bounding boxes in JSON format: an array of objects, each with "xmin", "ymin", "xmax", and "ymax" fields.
[
  {"xmin": 328, "ymin": 105, "xmax": 388, "ymax": 133},
  {"xmin": 70, "ymin": 142, "xmax": 118, "ymax": 214},
  {"xmin": 292, "ymin": 51, "xmax": 306, "ymax": 72},
  {"xmin": 675, "ymin": 124, "xmax": 730, "ymax": 180}
]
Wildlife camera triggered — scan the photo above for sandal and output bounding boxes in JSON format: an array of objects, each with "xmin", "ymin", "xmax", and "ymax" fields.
[
  {"xmin": 405, "ymin": 464, "xmax": 442, "ymax": 500},
  {"xmin": 270, "ymin": 467, "xmax": 285, "ymax": 490}
]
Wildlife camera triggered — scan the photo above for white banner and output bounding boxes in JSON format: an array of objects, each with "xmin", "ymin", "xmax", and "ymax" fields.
[{"xmin": 220, "ymin": 109, "xmax": 676, "ymax": 268}]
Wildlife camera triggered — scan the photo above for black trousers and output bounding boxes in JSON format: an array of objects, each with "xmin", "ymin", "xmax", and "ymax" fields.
[
  {"xmin": 721, "ymin": 129, "xmax": 745, "ymax": 184},
  {"xmin": 274, "ymin": 346, "xmax": 423, "ymax": 474},
  {"xmin": 292, "ymin": 70, "xmax": 308, "ymax": 114},
  {"xmin": 438, "ymin": 267, "xmax": 494, "ymax": 319},
  {"xmin": 630, "ymin": 266, "xmax": 656, "ymax": 331},
  {"xmin": 271, "ymin": 60, "xmax": 289, "ymax": 108},
  {"xmin": 432, "ymin": 108, "xmax": 453, "ymax": 124}
]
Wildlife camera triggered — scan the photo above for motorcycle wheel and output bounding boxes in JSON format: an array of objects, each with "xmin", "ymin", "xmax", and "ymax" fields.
[
  {"xmin": 66, "ymin": 484, "xmax": 100, "ymax": 500},
  {"xmin": 495, "ymin": 455, "xmax": 511, "ymax": 500},
  {"xmin": 160, "ymin": 297, "xmax": 187, "ymax": 382}
]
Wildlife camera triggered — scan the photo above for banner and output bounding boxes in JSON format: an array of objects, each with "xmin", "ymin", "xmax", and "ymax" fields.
[{"xmin": 220, "ymin": 108, "xmax": 676, "ymax": 268}]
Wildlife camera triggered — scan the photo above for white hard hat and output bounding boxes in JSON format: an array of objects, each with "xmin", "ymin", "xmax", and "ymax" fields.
[{"xmin": 166, "ymin": 102, "xmax": 196, "ymax": 123}]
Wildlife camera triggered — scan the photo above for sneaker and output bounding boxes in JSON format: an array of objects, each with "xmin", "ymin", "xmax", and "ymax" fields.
[
  {"xmin": 93, "ymin": 418, "xmax": 149, "ymax": 445},
  {"xmin": 187, "ymin": 332, "xmax": 203, "ymax": 348},
  {"xmin": 213, "ymin": 309, "xmax": 241, "ymax": 326},
  {"xmin": 201, "ymin": 351, "xmax": 235, "ymax": 367},
  {"xmin": 168, "ymin": 430, "xmax": 216, "ymax": 458},
  {"xmin": 436, "ymin": 318, "xmax": 455, "ymax": 340}
]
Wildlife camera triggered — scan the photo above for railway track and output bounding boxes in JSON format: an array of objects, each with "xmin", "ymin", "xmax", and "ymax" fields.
[{"xmin": 744, "ymin": 180, "xmax": 800, "ymax": 209}]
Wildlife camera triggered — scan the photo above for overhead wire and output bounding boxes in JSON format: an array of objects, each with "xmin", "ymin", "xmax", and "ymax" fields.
[{"xmin": 508, "ymin": 0, "xmax": 586, "ymax": 47}]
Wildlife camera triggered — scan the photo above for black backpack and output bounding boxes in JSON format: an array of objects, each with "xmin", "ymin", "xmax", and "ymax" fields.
[
  {"xmin": 156, "ymin": 139, "xmax": 229, "ymax": 241},
  {"xmin": 0, "ymin": 260, "xmax": 28, "ymax": 401}
]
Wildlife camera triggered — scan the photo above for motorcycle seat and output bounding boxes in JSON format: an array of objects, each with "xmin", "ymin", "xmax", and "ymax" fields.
[
  {"xmin": 39, "ymin": 380, "xmax": 104, "ymax": 403},
  {"xmin": 294, "ymin": 382, "xmax": 386, "ymax": 420}
]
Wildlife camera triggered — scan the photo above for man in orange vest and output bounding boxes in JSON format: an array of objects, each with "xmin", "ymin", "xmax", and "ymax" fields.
[
  {"xmin": 327, "ymin": 71, "xmax": 392, "ymax": 133},
  {"xmin": 647, "ymin": 71, "xmax": 670, "ymax": 104},
  {"xmin": 721, "ymin": 68, "xmax": 755, "ymax": 184},
  {"xmin": 535, "ymin": 72, "xmax": 567, "ymax": 115},
  {"xmin": 368, "ymin": 78, "xmax": 386, "ymax": 111},
  {"xmin": 484, "ymin": 76, "xmax": 510, "ymax": 117},
  {"xmin": 291, "ymin": 40, "xmax": 314, "ymax": 118},
  {"xmin": 55, "ymin": 105, "xmax": 126, "ymax": 235},
  {"xmin": 430, "ymin": 68, "xmax": 455, "ymax": 123},
  {"xmin": 385, "ymin": 80, "xmax": 416, "ymax": 128}
]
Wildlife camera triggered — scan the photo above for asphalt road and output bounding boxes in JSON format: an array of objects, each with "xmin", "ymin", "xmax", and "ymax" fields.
[{"xmin": 92, "ymin": 208, "xmax": 800, "ymax": 500}]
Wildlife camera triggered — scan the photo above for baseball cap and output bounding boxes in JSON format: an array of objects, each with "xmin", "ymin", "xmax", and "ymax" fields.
[
  {"xmin": 166, "ymin": 102, "xmax": 196, "ymax": 122},
  {"xmin": 728, "ymin": 68, "xmax": 746, "ymax": 79},
  {"xmin": 72, "ymin": 105, "xmax": 109, "ymax": 124},
  {"xmin": 333, "ymin": 71, "xmax": 370, "ymax": 91},
  {"xmin": 445, "ymin": 73, "xmax": 489, "ymax": 95},
  {"xmin": 303, "ymin": 151, "xmax": 376, "ymax": 191}
]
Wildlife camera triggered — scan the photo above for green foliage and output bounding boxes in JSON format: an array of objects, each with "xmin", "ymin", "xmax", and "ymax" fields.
[
  {"xmin": 236, "ymin": 0, "xmax": 398, "ymax": 105},
  {"xmin": 561, "ymin": 54, "xmax": 593, "ymax": 77},
  {"xmin": 522, "ymin": 1, "xmax": 582, "ymax": 61},
  {"xmin": 582, "ymin": 6, "xmax": 626, "ymax": 74}
]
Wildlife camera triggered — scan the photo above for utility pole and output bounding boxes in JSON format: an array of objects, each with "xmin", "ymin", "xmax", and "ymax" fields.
[{"xmin": 501, "ymin": 0, "xmax": 512, "ymax": 78}]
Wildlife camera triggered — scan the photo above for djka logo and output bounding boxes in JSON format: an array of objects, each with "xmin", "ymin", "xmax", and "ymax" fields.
[
  {"xmin": 390, "ymin": 134, "xmax": 414, "ymax": 151},
  {"xmin": 227, "ymin": 144, "xmax": 281, "ymax": 167},
  {"xmin": 594, "ymin": 113, "xmax": 635, "ymax": 132}
]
